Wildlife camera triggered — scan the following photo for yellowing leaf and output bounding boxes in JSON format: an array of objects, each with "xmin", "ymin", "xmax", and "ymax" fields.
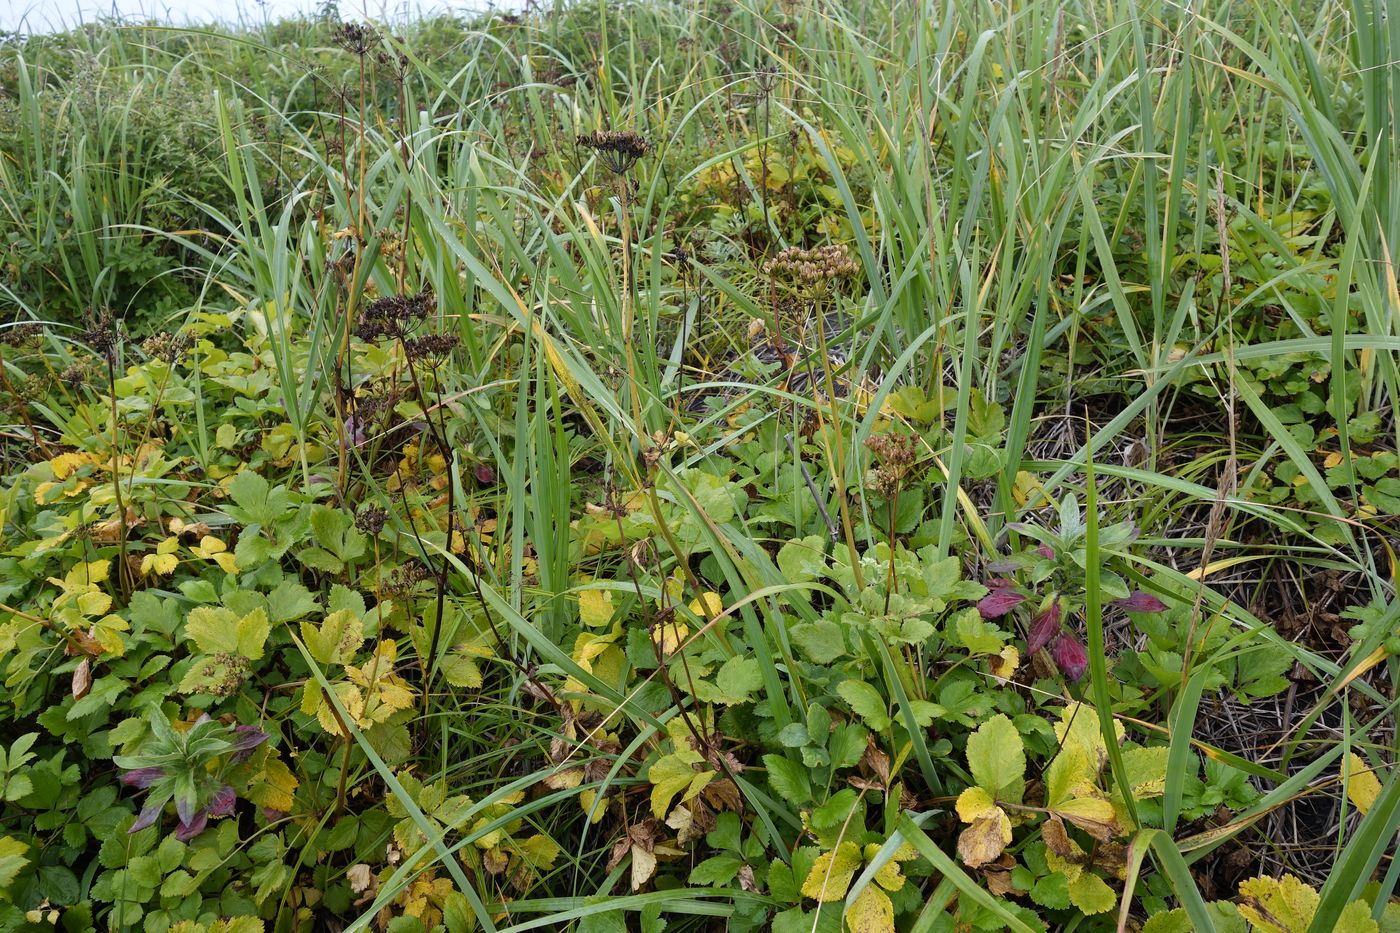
[
  {"xmin": 1050, "ymin": 796, "xmax": 1118, "ymax": 841},
  {"xmin": 863, "ymin": 841, "xmax": 914, "ymax": 893},
  {"xmin": 956, "ymin": 786, "xmax": 997, "ymax": 823},
  {"xmin": 194, "ymin": 535, "xmax": 227, "ymax": 554},
  {"xmin": 956, "ymin": 806, "xmax": 1011, "ymax": 868},
  {"xmin": 845, "ymin": 884, "xmax": 895, "ymax": 933},
  {"xmin": 301, "ymin": 610, "xmax": 364, "ymax": 666},
  {"xmin": 73, "ymin": 560, "xmax": 110, "ymax": 586},
  {"xmin": 141, "ymin": 552, "xmax": 179, "ymax": 576},
  {"xmin": 516, "ymin": 834, "xmax": 561, "ymax": 869},
  {"xmin": 578, "ymin": 589, "xmax": 614, "ymax": 627},
  {"xmin": 184, "ymin": 606, "xmax": 269, "ymax": 659},
  {"xmin": 1238, "ymin": 874, "xmax": 1320, "ymax": 933},
  {"xmin": 688, "ymin": 592, "xmax": 723, "ymax": 619},
  {"xmin": 49, "ymin": 452, "xmax": 94, "ymax": 479},
  {"xmin": 990, "ymin": 645, "xmax": 1019, "ymax": 679},
  {"xmin": 1344, "ymin": 753, "xmax": 1382, "ymax": 815},
  {"xmin": 0, "ymin": 835, "xmax": 30, "ymax": 891},
  {"xmin": 652, "ymin": 620, "xmax": 688, "ymax": 656},
  {"xmin": 1055, "ymin": 702, "xmax": 1123, "ymax": 773},
  {"xmin": 800, "ymin": 841, "xmax": 861, "ymax": 901},
  {"xmin": 245, "ymin": 749, "xmax": 298, "ymax": 813},
  {"xmin": 647, "ymin": 751, "xmax": 713, "ymax": 818},
  {"xmin": 966, "ymin": 713, "xmax": 1025, "ymax": 804}
]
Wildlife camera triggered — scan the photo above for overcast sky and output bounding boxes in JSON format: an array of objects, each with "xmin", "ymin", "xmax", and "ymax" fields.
[{"xmin": 0, "ymin": 0, "xmax": 508, "ymax": 33}]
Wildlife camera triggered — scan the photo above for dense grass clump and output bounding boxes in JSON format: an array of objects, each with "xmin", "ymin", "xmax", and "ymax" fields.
[{"xmin": 0, "ymin": 0, "xmax": 1397, "ymax": 930}]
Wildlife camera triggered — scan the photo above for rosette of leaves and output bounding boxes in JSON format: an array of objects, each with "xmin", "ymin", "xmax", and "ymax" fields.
[{"xmin": 113, "ymin": 712, "xmax": 268, "ymax": 841}]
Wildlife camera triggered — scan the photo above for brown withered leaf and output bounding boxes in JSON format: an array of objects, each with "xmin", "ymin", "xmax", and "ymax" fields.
[
  {"xmin": 91, "ymin": 507, "xmax": 142, "ymax": 544},
  {"xmin": 861, "ymin": 737, "xmax": 891, "ymax": 787},
  {"xmin": 1092, "ymin": 841, "xmax": 1129, "ymax": 877},
  {"xmin": 1042, "ymin": 815, "xmax": 1092, "ymax": 867},
  {"xmin": 606, "ymin": 836, "xmax": 629, "ymax": 873},
  {"xmin": 1042, "ymin": 814, "xmax": 1074, "ymax": 858},
  {"xmin": 985, "ymin": 871, "xmax": 1016, "ymax": 896},
  {"xmin": 482, "ymin": 847, "xmax": 509, "ymax": 875},
  {"xmin": 65, "ymin": 628, "xmax": 103, "ymax": 658},
  {"xmin": 71, "ymin": 658, "xmax": 92, "ymax": 700},
  {"xmin": 702, "ymin": 778, "xmax": 742, "ymax": 812}
]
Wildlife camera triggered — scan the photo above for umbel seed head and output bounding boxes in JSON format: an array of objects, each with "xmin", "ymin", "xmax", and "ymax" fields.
[
  {"xmin": 577, "ymin": 130, "xmax": 652, "ymax": 174},
  {"xmin": 764, "ymin": 243, "xmax": 859, "ymax": 284}
]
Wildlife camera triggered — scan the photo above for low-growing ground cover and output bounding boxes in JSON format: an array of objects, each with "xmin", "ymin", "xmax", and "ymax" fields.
[{"xmin": 0, "ymin": 0, "xmax": 1398, "ymax": 930}]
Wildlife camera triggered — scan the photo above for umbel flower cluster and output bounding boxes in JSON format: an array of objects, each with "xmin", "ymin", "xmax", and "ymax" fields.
[
  {"xmin": 577, "ymin": 129, "xmax": 652, "ymax": 174},
  {"xmin": 763, "ymin": 243, "xmax": 859, "ymax": 284}
]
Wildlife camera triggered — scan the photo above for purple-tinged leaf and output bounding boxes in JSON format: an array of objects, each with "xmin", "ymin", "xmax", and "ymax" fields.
[
  {"xmin": 1114, "ymin": 591, "xmax": 1167, "ymax": 613},
  {"xmin": 119, "ymin": 767, "xmax": 166, "ymax": 789},
  {"xmin": 129, "ymin": 803, "xmax": 162, "ymax": 834},
  {"xmin": 1051, "ymin": 633, "xmax": 1088, "ymax": 682},
  {"xmin": 175, "ymin": 811, "xmax": 209, "ymax": 842},
  {"xmin": 1027, "ymin": 601, "xmax": 1063, "ymax": 655},
  {"xmin": 206, "ymin": 785, "xmax": 236, "ymax": 818},
  {"xmin": 229, "ymin": 725, "xmax": 269, "ymax": 762},
  {"xmin": 977, "ymin": 587, "xmax": 1026, "ymax": 619}
]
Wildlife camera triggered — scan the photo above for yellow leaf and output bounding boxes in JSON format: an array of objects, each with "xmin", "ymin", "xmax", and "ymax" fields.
[
  {"xmin": 1238, "ymin": 874, "xmax": 1319, "ymax": 933},
  {"xmin": 1051, "ymin": 796, "xmax": 1119, "ymax": 841},
  {"xmin": 956, "ymin": 786, "xmax": 997, "ymax": 823},
  {"xmin": 800, "ymin": 841, "xmax": 862, "ymax": 902},
  {"xmin": 990, "ymin": 645, "xmax": 1019, "ymax": 679},
  {"xmin": 213, "ymin": 553, "xmax": 238, "ymax": 574},
  {"xmin": 246, "ymin": 750, "xmax": 298, "ymax": 813},
  {"xmin": 845, "ymin": 884, "xmax": 895, "ymax": 933},
  {"xmin": 864, "ymin": 843, "xmax": 907, "ymax": 893},
  {"xmin": 652, "ymin": 620, "xmax": 688, "ymax": 656},
  {"xmin": 49, "ymin": 452, "xmax": 94, "ymax": 479},
  {"xmin": 156, "ymin": 536, "xmax": 181, "ymax": 555},
  {"xmin": 578, "ymin": 589, "xmax": 614, "ymax": 628},
  {"xmin": 71, "ymin": 560, "xmax": 111, "ymax": 587},
  {"xmin": 688, "ymin": 592, "xmax": 723, "ymax": 619},
  {"xmin": 956, "ymin": 806, "xmax": 1011, "ymax": 868},
  {"xmin": 141, "ymin": 552, "xmax": 179, "ymax": 576},
  {"xmin": 1344, "ymin": 753, "xmax": 1382, "ymax": 815},
  {"xmin": 578, "ymin": 788, "xmax": 607, "ymax": 824},
  {"xmin": 196, "ymin": 535, "xmax": 227, "ymax": 554}
]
